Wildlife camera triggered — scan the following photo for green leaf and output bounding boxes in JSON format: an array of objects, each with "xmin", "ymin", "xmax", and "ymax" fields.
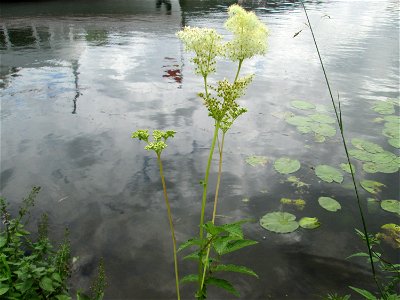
[
  {"xmin": 0, "ymin": 284, "xmax": 9, "ymax": 296},
  {"xmin": 349, "ymin": 286, "xmax": 377, "ymax": 299},
  {"xmin": 351, "ymin": 138, "xmax": 384, "ymax": 153},
  {"xmin": 52, "ymin": 273, "xmax": 62, "ymax": 283},
  {"xmin": 183, "ymin": 251, "xmax": 199, "ymax": 261},
  {"xmin": 39, "ymin": 276, "xmax": 54, "ymax": 292},
  {"xmin": 360, "ymin": 180, "xmax": 385, "ymax": 195},
  {"xmin": 0, "ymin": 235, "xmax": 6, "ymax": 248},
  {"xmin": 56, "ymin": 295, "xmax": 72, "ymax": 300},
  {"xmin": 273, "ymin": 157, "xmax": 301, "ymax": 174},
  {"xmin": 177, "ymin": 239, "xmax": 201, "ymax": 252},
  {"xmin": 220, "ymin": 239, "xmax": 258, "ymax": 255},
  {"xmin": 380, "ymin": 200, "xmax": 400, "ymax": 215},
  {"xmin": 222, "ymin": 223, "xmax": 244, "ymax": 239},
  {"xmin": 77, "ymin": 291, "xmax": 91, "ymax": 300},
  {"xmin": 245, "ymin": 155, "xmax": 268, "ymax": 166},
  {"xmin": 349, "ymin": 149, "xmax": 373, "ymax": 162},
  {"xmin": 311, "ymin": 123, "xmax": 336, "ymax": 137},
  {"xmin": 318, "ymin": 197, "xmax": 341, "ymax": 212},
  {"xmin": 309, "ymin": 113, "xmax": 336, "ymax": 124},
  {"xmin": 290, "ymin": 100, "xmax": 316, "ymax": 110},
  {"xmin": 206, "ymin": 277, "xmax": 240, "ymax": 297},
  {"xmin": 180, "ymin": 274, "xmax": 198, "ymax": 284},
  {"xmin": 346, "ymin": 252, "xmax": 371, "ymax": 259},
  {"xmin": 285, "ymin": 115, "xmax": 312, "ymax": 127},
  {"xmin": 315, "ymin": 165, "xmax": 343, "ymax": 183},
  {"xmin": 212, "ymin": 264, "xmax": 258, "ymax": 278},
  {"xmin": 340, "ymin": 163, "xmax": 355, "ymax": 174},
  {"xmin": 299, "ymin": 217, "xmax": 320, "ymax": 229},
  {"xmin": 372, "ymin": 101, "xmax": 395, "ymax": 115},
  {"xmin": 260, "ymin": 212, "xmax": 299, "ymax": 233},
  {"xmin": 388, "ymin": 137, "xmax": 400, "ymax": 148}
]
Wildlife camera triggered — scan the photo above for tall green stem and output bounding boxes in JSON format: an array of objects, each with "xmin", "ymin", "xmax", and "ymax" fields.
[
  {"xmin": 157, "ymin": 154, "xmax": 180, "ymax": 300},
  {"xmin": 299, "ymin": 0, "xmax": 382, "ymax": 296}
]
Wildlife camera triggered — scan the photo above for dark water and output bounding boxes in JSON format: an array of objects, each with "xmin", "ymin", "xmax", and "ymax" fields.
[{"xmin": 1, "ymin": 0, "xmax": 399, "ymax": 299}]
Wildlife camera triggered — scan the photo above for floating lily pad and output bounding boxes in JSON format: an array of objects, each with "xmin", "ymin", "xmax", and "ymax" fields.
[
  {"xmin": 280, "ymin": 198, "xmax": 306, "ymax": 210},
  {"xmin": 349, "ymin": 149, "xmax": 373, "ymax": 162},
  {"xmin": 315, "ymin": 165, "xmax": 343, "ymax": 183},
  {"xmin": 298, "ymin": 126, "xmax": 312, "ymax": 134},
  {"xmin": 387, "ymin": 98, "xmax": 400, "ymax": 106},
  {"xmin": 372, "ymin": 101, "xmax": 395, "ymax": 115},
  {"xmin": 370, "ymin": 151, "xmax": 397, "ymax": 164},
  {"xmin": 360, "ymin": 180, "xmax": 385, "ymax": 195},
  {"xmin": 340, "ymin": 163, "xmax": 355, "ymax": 174},
  {"xmin": 310, "ymin": 113, "xmax": 336, "ymax": 124},
  {"xmin": 351, "ymin": 138, "xmax": 384, "ymax": 154},
  {"xmin": 380, "ymin": 200, "xmax": 400, "ymax": 215},
  {"xmin": 245, "ymin": 155, "xmax": 268, "ymax": 167},
  {"xmin": 260, "ymin": 212, "xmax": 299, "ymax": 233},
  {"xmin": 388, "ymin": 138, "xmax": 400, "ymax": 148},
  {"xmin": 363, "ymin": 161, "xmax": 399, "ymax": 174},
  {"xmin": 285, "ymin": 115, "xmax": 312, "ymax": 127},
  {"xmin": 314, "ymin": 134, "xmax": 326, "ymax": 143},
  {"xmin": 311, "ymin": 123, "xmax": 336, "ymax": 137},
  {"xmin": 318, "ymin": 197, "xmax": 341, "ymax": 212},
  {"xmin": 382, "ymin": 126, "xmax": 399, "ymax": 139},
  {"xmin": 383, "ymin": 115, "xmax": 400, "ymax": 123},
  {"xmin": 299, "ymin": 217, "xmax": 321, "ymax": 229},
  {"xmin": 274, "ymin": 158, "xmax": 301, "ymax": 174},
  {"xmin": 291, "ymin": 100, "xmax": 316, "ymax": 110}
]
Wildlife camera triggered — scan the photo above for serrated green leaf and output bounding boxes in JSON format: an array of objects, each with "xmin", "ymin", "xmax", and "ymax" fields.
[
  {"xmin": 178, "ymin": 239, "xmax": 201, "ymax": 252},
  {"xmin": 212, "ymin": 264, "xmax": 258, "ymax": 278},
  {"xmin": 180, "ymin": 274, "xmax": 198, "ymax": 284},
  {"xmin": 56, "ymin": 295, "xmax": 72, "ymax": 300},
  {"xmin": 0, "ymin": 285, "xmax": 9, "ymax": 296},
  {"xmin": 220, "ymin": 239, "xmax": 258, "ymax": 255},
  {"xmin": 206, "ymin": 277, "xmax": 240, "ymax": 296},
  {"xmin": 39, "ymin": 276, "xmax": 54, "ymax": 292},
  {"xmin": 349, "ymin": 286, "xmax": 377, "ymax": 299},
  {"xmin": 0, "ymin": 235, "xmax": 6, "ymax": 248}
]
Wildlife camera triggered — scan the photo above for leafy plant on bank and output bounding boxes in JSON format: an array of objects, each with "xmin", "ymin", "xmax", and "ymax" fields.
[
  {"xmin": 132, "ymin": 4, "xmax": 268, "ymax": 299},
  {"xmin": 0, "ymin": 187, "xmax": 106, "ymax": 300},
  {"xmin": 299, "ymin": 1, "xmax": 399, "ymax": 299}
]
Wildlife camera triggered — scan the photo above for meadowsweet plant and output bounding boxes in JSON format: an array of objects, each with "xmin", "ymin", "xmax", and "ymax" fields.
[
  {"xmin": 131, "ymin": 129, "xmax": 180, "ymax": 300},
  {"xmin": 132, "ymin": 5, "xmax": 268, "ymax": 299}
]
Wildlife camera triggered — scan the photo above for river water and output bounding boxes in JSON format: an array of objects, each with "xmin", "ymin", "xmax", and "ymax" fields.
[{"xmin": 1, "ymin": 0, "xmax": 399, "ymax": 299}]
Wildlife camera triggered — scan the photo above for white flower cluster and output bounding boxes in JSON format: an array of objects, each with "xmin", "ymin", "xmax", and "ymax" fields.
[
  {"xmin": 225, "ymin": 4, "xmax": 268, "ymax": 62},
  {"xmin": 176, "ymin": 27, "xmax": 223, "ymax": 77}
]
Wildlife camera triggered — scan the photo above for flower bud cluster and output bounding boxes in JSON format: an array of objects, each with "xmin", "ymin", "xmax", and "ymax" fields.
[{"xmin": 132, "ymin": 129, "xmax": 176, "ymax": 155}]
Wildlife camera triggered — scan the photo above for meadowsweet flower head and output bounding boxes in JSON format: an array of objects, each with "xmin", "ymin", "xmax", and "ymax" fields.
[
  {"xmin": 200, "ymin": 74, "xmax": 253, "ymax": 126},
  {"xmin": 225, "ymin": 4, "xmax": 268, "ymax": 61},
  {"xmin": 177, "ymin": 27, "xmax": 223, "ymax": 77},
  {"xmin": 132, "ymin": 129, "xmax": 176, "ymax": 155}
]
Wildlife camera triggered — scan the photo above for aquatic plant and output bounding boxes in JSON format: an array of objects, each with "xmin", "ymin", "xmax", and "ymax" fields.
[
  {"xmin": 299, "ymin": 1, "xmax": 397, "ymax": 298},
  {"xmin": 131, "ymin": 129, "xmax": 180, "ymax": 300},
  {"xmin": 0, "ymin": 188, "xmax": 105, "ymax": 300}
]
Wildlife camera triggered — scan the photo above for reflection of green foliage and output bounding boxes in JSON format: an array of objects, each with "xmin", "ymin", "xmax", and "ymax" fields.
[
  {"xmin": 376, "ymin": 224, "xmax": 400, "ymax": 249},
  {"xmin": 315, "ymin": 165, "xmax": 343, "ymax": 183},
  {"xmin": 380, "ymin": 200, "xmax": 400, "ymax": 215},
  {"xmin": 290, "ymin": 100, "xmax": 316, "ymax": 110},
  {"xmin": 273, "ymin": 157, "xmax": 300, "ymax": 174},
  {"xmin": 280, "ymin": 198, "xmax": 306, "ymax": 210},
  {"xmin": 318, "ymin": 196, "xmax": 341, "ymax": 212},
  {"xmin": 245, "ymin": 155, "xmax": 268, "ymax": 167},
  {"xmin": 259, "ymin": 212, "xmax": 299, "ymax": 233},
  {"xmin": 299, "ymin": 217, "xmax": 320, "ymax": 229},
  {"xmin": 372, "ymin": 101, "xmax": 395, "ymax": 115},
  {"xmin": 286, "ymin": 176, "xmax": 310, "ymax": 188},
  {"xmin": 360, "ymin": 180, "xmax": 386, "ymax": 195}
]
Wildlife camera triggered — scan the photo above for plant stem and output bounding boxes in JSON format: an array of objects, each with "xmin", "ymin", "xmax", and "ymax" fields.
[
  {"xmin": 234, "ymin": 59, "xmax": 243, "ymax": 82},
  {"xmin": 299, "ymin": 0, "xmax": 382, "ymax": 296},
  {"xmin": 157, "ymin": 154, "xmax": 180, "ymax": 300}
]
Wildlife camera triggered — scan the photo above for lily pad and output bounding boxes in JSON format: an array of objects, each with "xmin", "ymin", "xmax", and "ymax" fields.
[
  {"xmin": 372, "ymin": 101, "xmax": 395, "ymax": 115},
  {"xmin": 297, "ymin": 126, "xmax": 312, "ymax": 134},
  {"xmin": 382, "ymin": 126, "xmax": 399, "ymax": 139},
  {"xmin": 349, "ymin": 149, "xmax": 373, "ymax": 162},
  {"xmin": 286, "ymin": 176, "xmax": 310, "ymax": 188},
  {"xmin": 363, "ymin": 161, "xmax": 399, "ymax": 174},
  {"xmin": 340, "ymin": 163, "xmax": 355, "ymax": 174},
  {"xmin": 260, "ymin": 212, "xmax": 299, "ymax": 233},
  {"xmin": 245, "ymin": 155, "xmax": 268, "ymax": 167},
  {"xmin": 351, "ymin": 138, "xmax": 384, "ymax": 154},
  {"xmin": 380, "ymin": 200, "xmax": 400, "ymax": 215},
  {"xmin": 274, "ymin": 157, "xmax": 301, "ymax": 174},
  {"xmin": 310, "ymin": 113, "xmax": 336, "ymax": 124},
  {"xmin": 388, "ymin": 138, "xmax": 400, "ymax": 148},
  {"xmin": 314, "ymin": 134, "xmax": 326, "ymax": 143},
  {"xmin": 315, "ymin": 165, "xmax": 343, "ymax": 183},
  {"xmin": 299, "ymin": 217, "xmax": 321, "ymax": 229},
  {"xmin": 285, "ymin": 115, "xmax": 312, "ymax": 127},
  {"xmin": 311, "ymin": 123, "xmax": 336, "ymax": 137},
  {"xmin": 360, "ymin": 180, "xmax": 385, "ymax": 195},
  {"xmin": 318, "ymin": 197, "xmax": 341, "ymax": 212},
  {"xmin": 291, "ymin": 100, "xmax": 316, "ymax": 110},
  {"xmin": 383, "ymin": 115, "xmax": 400, "ymax": 123}
]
